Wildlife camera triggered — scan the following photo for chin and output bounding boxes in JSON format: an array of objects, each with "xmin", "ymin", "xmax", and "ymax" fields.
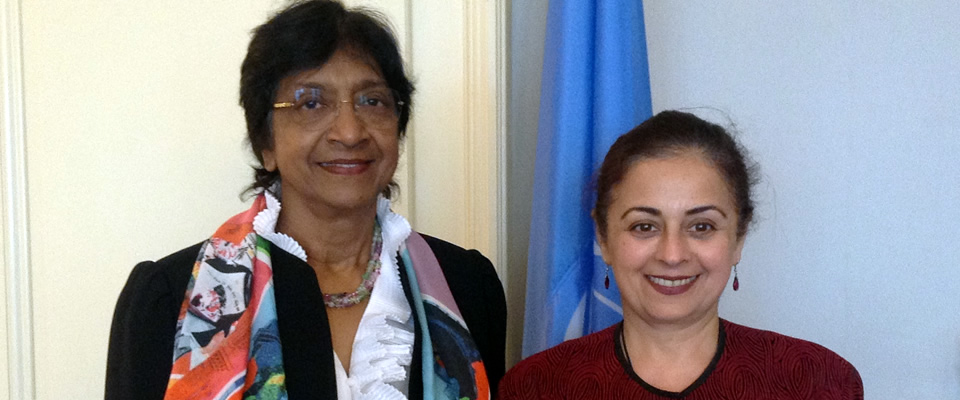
[
  {"xmin": 638, "ymin": 304, "xmax": 708, "ymax": 325},
  {"xmin": 326, "ymin": 195, "xmax": 379, "ymax": 212},
  {"xmin": 346, "ymin": 187, "xmax": 389, "ymax": 204}
]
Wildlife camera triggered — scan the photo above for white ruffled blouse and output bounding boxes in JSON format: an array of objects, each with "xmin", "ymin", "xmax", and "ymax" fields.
[{"xmin": 253, "ymin": 191, "xmax": 415, "ymax": 400}]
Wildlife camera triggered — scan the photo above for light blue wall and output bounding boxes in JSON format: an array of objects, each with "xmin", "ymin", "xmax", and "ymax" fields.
[{"xmin": 510, "ymin": 1, "xmax": 960, "ymax": 398}]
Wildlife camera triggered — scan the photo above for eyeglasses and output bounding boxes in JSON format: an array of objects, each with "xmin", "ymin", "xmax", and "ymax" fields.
[{"xmin": 273, "ymin": 86, "xmax": 404, "ymax": 130}]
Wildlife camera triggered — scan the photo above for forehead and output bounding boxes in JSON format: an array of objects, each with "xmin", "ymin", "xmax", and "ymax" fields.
[
  {"xmin": 277, "ymin": 49, "xmax": 385, "ymax": 93},
  {"xmin": 611, "ymin": 152, "xmax": 736, "ymax": 212}
]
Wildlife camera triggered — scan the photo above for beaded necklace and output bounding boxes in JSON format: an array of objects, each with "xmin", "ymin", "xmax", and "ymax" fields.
[{"xmin": 322, "ymin": 220, "xmax": 383, "ymax": 308}]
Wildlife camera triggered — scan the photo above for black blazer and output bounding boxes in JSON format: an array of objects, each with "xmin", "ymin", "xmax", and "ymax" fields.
[{"xmin": 105, "ymin": 234, "xmax": 507, "ymax": 399}]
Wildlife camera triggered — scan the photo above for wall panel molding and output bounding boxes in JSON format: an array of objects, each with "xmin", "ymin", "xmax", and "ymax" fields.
[
  {"xmin": 494, "ymin": 0, "xmax": 508, "ymax": 282},
  {"xmin": 1, "ymin": 0, "xmax": 35, "ymax": 397},
  {"xmin": 406, "ymin": 0, "xmax": 507, "ymax": 272},
  {"xmin": 461, "ymin": 0, "xmax": 507, "ymax": 275},
  {"xmin": 399, "ymin": 0, "xmax": 415, "ymax": 222}
]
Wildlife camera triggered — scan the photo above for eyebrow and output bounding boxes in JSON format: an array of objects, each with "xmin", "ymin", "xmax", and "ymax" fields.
[
  {"xmin": 291, "ymin": 79, "xmax": 389, "ymax": 92},
  {"xmin": 686, "ymin": 205, "xmax": 727, "ymax": 218},
  {"xmin": 620, "ymin": 205, "xmax": 728, "ymax": 219},
  {"xmin": 621, "ymin": 206, "xmax": 660, "ymax": 219}
]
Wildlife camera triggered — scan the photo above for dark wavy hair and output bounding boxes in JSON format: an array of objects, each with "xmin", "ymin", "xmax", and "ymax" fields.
[
  {"xmin": 593, "ymin": 110, "xmax": 759, "ymax": 239},
  {"xmin": 240, "ymin": 0, "xmax": 414, "ymax": 196}
]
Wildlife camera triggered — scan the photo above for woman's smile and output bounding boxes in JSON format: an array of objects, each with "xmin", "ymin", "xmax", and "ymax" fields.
[
  {"xmin": 317, "ymin": 159, "xmax": 374, "ymax": 175},
  {"xmin": 646, "ymin": 274, "xmax": 700, "ymax": 295}
]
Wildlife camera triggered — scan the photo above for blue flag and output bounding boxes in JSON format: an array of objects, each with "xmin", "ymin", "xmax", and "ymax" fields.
[{"xmin": 522, "ymin": 0, "xmax": 652, "ymax": 357}]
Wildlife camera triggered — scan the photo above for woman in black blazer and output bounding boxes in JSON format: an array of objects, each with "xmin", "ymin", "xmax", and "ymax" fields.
[{"xmin": 105, "ymin": 1, "xmax": 506, "ymax": 399}]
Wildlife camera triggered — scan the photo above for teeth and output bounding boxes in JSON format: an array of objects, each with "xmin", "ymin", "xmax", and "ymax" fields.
[
  {"xmin": 322, "ymin": 163, "xmax": 361, "ymax": 168},
  {"xmin": 648, "ymin": 275, "xmax": 697, "ymax": 287}
]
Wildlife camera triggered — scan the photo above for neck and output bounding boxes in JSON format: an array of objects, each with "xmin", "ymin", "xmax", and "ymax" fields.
[
  {"xmin": 621, "ymin": 311, "xmax": 720, "ymax": 378},
  {"xmin": 275, "ymin": 194, "xmax": 379, "ymax": 275}
]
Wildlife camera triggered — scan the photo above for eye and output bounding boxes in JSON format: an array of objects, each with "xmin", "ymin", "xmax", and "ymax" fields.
[
  {"xmin": 301, "ymin": 98, "xmax": 323, "ymax": 110},
  {"xmin": 359, "ymin": 95, "xmax": 384, "ymax": 107},
  {"xmin": 688, "ymin": 222, "xmax": 716, "ymax": 237},
  {"xmin": 630, "ymin": 223, "xmax": 657, "ymax": 234},
  {"xmin": 298, "ymin": 94, "xmax": 330, "ymax": 111},
  {"xmin": 293, "ymin": 88, "xmax": 330, "ymax": 111},
  {"xmin": 356, "ymin": 89, "xmax": 396, "ymax": 110},
  {"xmin": 693, "ymin": 223, "xmax": 714, "ymax": 232}
]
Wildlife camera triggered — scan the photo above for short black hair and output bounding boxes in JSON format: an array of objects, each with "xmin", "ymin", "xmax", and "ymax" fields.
[{"xmin": 240, "ymin": 0, "xmax": 414, "ymax": 195}]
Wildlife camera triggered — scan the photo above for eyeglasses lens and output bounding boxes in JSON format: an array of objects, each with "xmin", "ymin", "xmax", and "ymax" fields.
[{"xmin": 288, "ymin": 87, "xmax": 400, "ymax": 130}]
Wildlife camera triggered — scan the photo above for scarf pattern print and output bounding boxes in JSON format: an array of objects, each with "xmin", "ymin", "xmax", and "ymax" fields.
[
  {"xmin": 165, "ymin": 193, "xmax": 489, "ymax": 399},
  {"xmin": 401, "ymin": 233, "xmax": 490, "ymax": 400},
  {"xmin": 166, "ymin": 195, "xmax": 286, "ymax": 400}
]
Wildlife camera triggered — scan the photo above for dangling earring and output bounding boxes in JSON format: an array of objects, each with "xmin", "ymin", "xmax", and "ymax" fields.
[
  {"xmin": 604, "ymin": 265, "xmax": 611, "ymax": 289},
  {"xmin": 732, "ymin": 263, "xmax": 740, "ymax": 291}
]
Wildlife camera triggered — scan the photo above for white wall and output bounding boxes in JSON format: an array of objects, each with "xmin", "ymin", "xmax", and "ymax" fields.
[
  {"xmin": 642, "ymin": 2, "xmax": 960, "ymax": 398},
  {"xmin": 20, "ymin": 2, "xmax": 280, "ymax": 398},
  {"xmin": 510, "ymin": 0, "xmax": 960, "ymax": 398}
]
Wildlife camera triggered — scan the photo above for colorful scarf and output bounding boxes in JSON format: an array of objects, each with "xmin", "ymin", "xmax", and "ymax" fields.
[{"xmin": 165, "ymin": 193, "xmax": 489, "ymax": 399}]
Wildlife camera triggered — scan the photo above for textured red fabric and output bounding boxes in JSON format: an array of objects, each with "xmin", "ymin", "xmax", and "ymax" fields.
[{"xmin": 500, "ymin": 320, "xmax": 863, "ymax": 400}]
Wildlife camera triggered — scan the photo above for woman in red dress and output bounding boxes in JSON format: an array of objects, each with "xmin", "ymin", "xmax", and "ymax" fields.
[{"xmin": 500, "ymin": 111, "xmax": 862, "ymax": 399}]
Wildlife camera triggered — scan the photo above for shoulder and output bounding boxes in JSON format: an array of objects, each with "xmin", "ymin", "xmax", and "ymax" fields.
[
  {"xmin": 106, "ymin": 242, "xmax": 204, "ymax": 399},
  {"xmin": 521, "ymin": 324, "xmax": 618, "ymax": 368},
  {"xmin": 723, "ymin": 320, "xmax": 855, "ymax": 366},
  {"xmin": 111, "ymin": 242, "xmax": 204, "ymax": 333},
  {"xmin": 719, "ymin": 320, "xmax": 863, "ymax": 399},
  {"xmin": 120, "ymin": 242, "xmax": 203, "ymax": 304},
  {"xmin": 420, "ymin": 233, "xmax": 497, "ymax": 278},
  {"xmin": 502, "ymin": 324, "xmax": 618, "ymax": 386},
  {"xmin": 110, "ymin": 241, "xmax": 204, "ymax": 346},
  {"xmin": 417, "ymin": 233, "xmax": 503, "ymax": 310}
]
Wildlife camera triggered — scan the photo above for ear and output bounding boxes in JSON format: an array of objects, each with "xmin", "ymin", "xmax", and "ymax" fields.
[
  {"xmin": 595, "ymin": 225, "xmax": 612, "ymax": 266},
  {"xmin": 731, "ymin": 235, "xmax": 746, "ymax": 266},
  {"xmin": 591, "ymin": 210, "xmax": 613, "ymax": 265},
  {"xmin": 262, "ymin": 149, "xmax": 277, "ymax": 172}
]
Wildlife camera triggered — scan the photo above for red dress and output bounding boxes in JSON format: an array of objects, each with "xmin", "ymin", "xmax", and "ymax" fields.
[{"xmin": 499, "ymin": 319, "xmax": 863, "ymax": 400}]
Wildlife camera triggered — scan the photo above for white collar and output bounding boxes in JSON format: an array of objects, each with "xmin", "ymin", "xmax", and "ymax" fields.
[{"xmin": 252, "ymin": 190, "xmax": 412, "ymax": 264}]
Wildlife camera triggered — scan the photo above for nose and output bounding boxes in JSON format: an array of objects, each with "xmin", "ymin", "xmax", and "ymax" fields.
[
  {"xmin": 656, "ymin": 228, "xmax": 689, "ymax": 266},
  {"xmin": 327, "ymin": 99, "xmax": 367, "ymax": 147}
]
